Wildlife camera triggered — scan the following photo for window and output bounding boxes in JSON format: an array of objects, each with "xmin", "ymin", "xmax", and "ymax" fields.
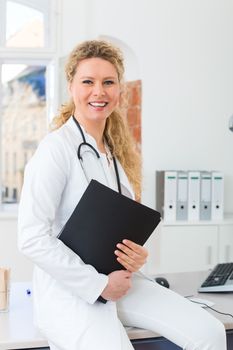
[
  {"xmin": 0, "ymin": 0, "xmax": 53, "ymax": 49},
  {"xmin": 0, "ymin": 0, "xmax": 57, "ymax": 210},
  {"xmin": 6, "ymin": 1, "xmax": 44, "ymax": 48},
  {"xmin": 1, "ymin": 63, "xmax": 48, "ymax": 205}
]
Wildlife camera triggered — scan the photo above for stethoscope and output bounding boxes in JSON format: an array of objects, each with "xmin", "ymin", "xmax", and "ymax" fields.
[{"xmin": 72, "ymin": 116, "xmax": 122, "ymax": 194}]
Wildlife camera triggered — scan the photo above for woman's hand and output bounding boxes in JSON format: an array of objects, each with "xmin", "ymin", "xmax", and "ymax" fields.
[
  {"xmin": 101, "ymin": 270, "xmax": 132, "ymax": 301},
  {"xmin": 114, "ymin": 239, "xmax": 148, "ymax": 272}
]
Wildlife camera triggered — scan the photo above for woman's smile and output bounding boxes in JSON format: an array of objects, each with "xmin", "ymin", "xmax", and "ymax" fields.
[
  {"xmin": 69, "ymin": 57, "xmax": 120, "ymax": 124},
  {"xmin": 88, "ymin": 101, "xmax": 109, "ymax": 110}
]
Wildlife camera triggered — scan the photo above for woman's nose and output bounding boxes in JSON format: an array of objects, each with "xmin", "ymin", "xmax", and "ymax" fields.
[{"xmin": 93, "ymin": 82, "xmax": 105, "ymax": 96}]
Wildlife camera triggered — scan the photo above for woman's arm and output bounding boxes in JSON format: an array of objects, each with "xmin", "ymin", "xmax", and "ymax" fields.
[{"xmin": 18, "ymin": 134, "xmax": 108, "ymax": 304}]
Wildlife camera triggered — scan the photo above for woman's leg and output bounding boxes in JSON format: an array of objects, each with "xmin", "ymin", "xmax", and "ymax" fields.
[
  {"xmin": 119, "ymin": 320, "xmax": 135, "ymax": 350},
  {"xmin": 117, "ymin": 274, "xmax": 226, "ymax": 350},
  {"xmin": 46, "ymin": 302, "xmax": 133, "ymax": 350},
  {"xmin": 48, "ymin": 322, "xmax": 134, "ymax": 350}
]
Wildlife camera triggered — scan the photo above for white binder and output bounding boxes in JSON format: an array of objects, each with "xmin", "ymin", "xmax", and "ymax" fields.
[
  {"xmin": 200, "ymin": 171, "xmax": 212, "ymax": 220},
  {"xmin": 188, "ymin": 171, "xmax": 200, "ymax": 221},
  {"xmin": 164, "ymin": 171, "xmax": 177, "ymax": 221},
  {"xmin": 211, "ymin": 171, "xmax": 224, "ymax": 220},
  {"xmin": 176, "ymin": 171, "xmax": 188, "ymax": 220}
]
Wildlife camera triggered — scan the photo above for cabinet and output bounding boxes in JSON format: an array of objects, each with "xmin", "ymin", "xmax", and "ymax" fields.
[
  {"xmin": 218, "ymin": 225, "xmax": 233, "ymax": 263},
  {"xmin": 144, "ymin": 217, "xmax": 233, "ymax": 275}
]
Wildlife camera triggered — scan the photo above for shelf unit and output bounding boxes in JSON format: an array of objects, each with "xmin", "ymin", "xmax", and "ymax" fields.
[{"xmin": 144, "ymin": 215, "xmax": 233, "ymax": 275}]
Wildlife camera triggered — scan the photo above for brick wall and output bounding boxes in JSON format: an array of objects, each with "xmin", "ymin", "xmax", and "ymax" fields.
[{"xmin": 125, "ymin": 80, "xmax": 142, "ymax": 152}]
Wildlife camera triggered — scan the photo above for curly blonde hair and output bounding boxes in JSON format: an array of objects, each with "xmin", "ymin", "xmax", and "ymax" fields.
[{"xmin": 51, "ymin": 40, "xmax": 141, "ymax": 199}]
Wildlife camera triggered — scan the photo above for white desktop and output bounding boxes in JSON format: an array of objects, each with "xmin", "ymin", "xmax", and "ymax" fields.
[{"xmin": 0, "ymin": 271, "xmax": 233, "ymax": 350}]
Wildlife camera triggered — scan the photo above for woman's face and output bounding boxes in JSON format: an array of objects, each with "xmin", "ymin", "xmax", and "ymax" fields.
[{"xmin": 69, "ymin": 57, "xmax": 121, "ymax": 123}]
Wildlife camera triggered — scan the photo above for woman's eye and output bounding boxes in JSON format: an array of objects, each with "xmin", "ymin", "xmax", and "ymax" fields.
[
  {"xmin": 82, "ymin": 80, "xmax": 93, "ymax": 85},
  {"xmin": 104, "ymin": 80, "xmax": 114, "ymax": 85}
]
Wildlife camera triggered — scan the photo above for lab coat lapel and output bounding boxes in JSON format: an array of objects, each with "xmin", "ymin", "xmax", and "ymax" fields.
[
  {"xmin": 65, "ymin": 116, "xmax": 135, "ymax": 199},
  {"xmin": 116, "ymin": 159, "xmax": 135, "ymax": 200}
]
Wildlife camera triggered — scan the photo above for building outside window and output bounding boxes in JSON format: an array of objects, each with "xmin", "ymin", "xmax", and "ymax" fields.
[{"xmin": 0, "ymin": 0, "xmax": 58, "ymax": 210}]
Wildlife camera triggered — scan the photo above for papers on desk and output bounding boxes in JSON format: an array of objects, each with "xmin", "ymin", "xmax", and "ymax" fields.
[{"xmin": 0, "ymin": 267, "xmax": 10, "ymax": 312}]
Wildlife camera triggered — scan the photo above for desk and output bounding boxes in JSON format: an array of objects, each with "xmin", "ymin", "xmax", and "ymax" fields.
[{"xmin": 0, "ymin": 271, "xmax": 232, "ymax": 350}]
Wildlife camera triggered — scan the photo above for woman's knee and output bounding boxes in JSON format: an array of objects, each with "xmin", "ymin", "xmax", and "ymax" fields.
[
  {"xmin": 208, "ymin": 320, "xmax": 226, "ymax": 349},
  {"xmin": 189, "ymin": 318, "xmax": 226, "ymax": 350}
]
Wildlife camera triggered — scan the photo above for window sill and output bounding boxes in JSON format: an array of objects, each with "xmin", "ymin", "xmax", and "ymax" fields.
[{"xmin": 0, "ymin": 204, "xmax": 18, "ymax": 220}]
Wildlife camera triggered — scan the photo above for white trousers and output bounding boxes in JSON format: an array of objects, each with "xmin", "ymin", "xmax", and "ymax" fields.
[
  {"xmin": 117, "ymin": 274, "xmax": 227, "ymax": 350},
  {"xmin": 49, "ymin": 274, "xmax": 226, "ymax": 350}
]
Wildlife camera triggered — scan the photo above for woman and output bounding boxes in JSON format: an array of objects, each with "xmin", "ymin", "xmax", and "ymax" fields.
[{"xmin": 18, "ymin": 40, "xmax": 226, "ymax": 350}]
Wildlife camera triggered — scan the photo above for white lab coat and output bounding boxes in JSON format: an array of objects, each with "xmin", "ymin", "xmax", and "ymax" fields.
[
  {"xmin": 18, "ymin": 117, "xmax": 227, "ymax": 350},
  {"xmin": 18, "ymin": 116, "xmax": 135, "ymax": 350}
]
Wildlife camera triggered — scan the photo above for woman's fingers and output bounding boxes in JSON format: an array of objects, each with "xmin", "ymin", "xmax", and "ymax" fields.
[
  {"xmin": 114, "ymin": 239, "xmax": 148, "ymax": 272},
  {"xmin": 116, "ymin": 256, "xmax": 138, "ymax": 272}
]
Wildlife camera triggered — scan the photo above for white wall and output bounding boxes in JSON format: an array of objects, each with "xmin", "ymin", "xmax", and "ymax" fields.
[
  {"xmin": 60, "ymin": 0, "xmax": 233, "ymax": 212},
  {"xmin": 1, "ymin": 0, "xmax": 233, "ymax": 280},
  {"xmin": 0, "ymin": 215, "xmax": 33, "ymax": 281}
]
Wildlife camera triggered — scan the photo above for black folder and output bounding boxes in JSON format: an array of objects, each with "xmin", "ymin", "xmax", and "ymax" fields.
[{"xmin": 58, "ymin": 180, "xmax": 161, "ymax": 275}]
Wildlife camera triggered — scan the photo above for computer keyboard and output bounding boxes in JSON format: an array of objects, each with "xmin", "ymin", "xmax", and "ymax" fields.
[{"xmin": 198, "ymin": 262, "xmax": 233, "ymax": 292}]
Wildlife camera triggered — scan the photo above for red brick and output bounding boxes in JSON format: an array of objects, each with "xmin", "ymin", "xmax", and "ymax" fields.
[
  {"xmin": 124, "ymin": 80, "xmax": 142, "ymax": 152},
  {"xmin": 127, "ymin": 107, "xmax": 141, "ymax": 127}
]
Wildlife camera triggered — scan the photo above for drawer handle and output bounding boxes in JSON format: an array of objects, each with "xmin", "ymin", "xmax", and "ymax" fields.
[
  {"xmin": 207, "ymin": 246, "xmax": 212, "ymax": 265},
  {"xmin": 225, "ymin": 245, "xmax": 231, "ymax": 262}
]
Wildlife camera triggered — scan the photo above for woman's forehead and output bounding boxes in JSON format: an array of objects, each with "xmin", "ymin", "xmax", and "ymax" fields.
[{"xmin": 74, "ymin": 57, "xmax": 119, "ymax": 78}]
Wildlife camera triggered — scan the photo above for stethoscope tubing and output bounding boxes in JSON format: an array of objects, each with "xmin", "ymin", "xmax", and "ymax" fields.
[{"xmin": 72, "ymin": 116, "xmax": 122, "ymax": 194}]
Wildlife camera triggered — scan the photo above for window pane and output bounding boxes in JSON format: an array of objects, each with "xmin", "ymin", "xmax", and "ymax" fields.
[
  {"xmin": 6, "ymin": 1, "xmax": 45, "ymax": 48},
  {"xmin": 1, "ymin": 64, "xmax": 47, "ymax": 207}
]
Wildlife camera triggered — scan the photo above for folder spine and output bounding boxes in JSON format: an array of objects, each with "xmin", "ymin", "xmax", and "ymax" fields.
[
  {"xmin": 176, "ymin": 171, "xmax": 188, "ymax": 220},
  {"xmin": 156, "ymin": 171, "xmax": 165, "ymax": 217},
  {"xmin": 200, "ymin": 171, "xmax": 212, "ymax": 220},
  {"xmin": 156, "ymin": 169, "xmax": 224, "ymax": 222},
  {"xmin": 156, "ymin": 171, "xmax": 177, "ymax": 221},
  {"xmin": 211, "ymin": 171, "xmax": 224, "ymax": 220},
  {"xmin": 188, "ymin": 171, "xmax": 200, "ymax": 221}
]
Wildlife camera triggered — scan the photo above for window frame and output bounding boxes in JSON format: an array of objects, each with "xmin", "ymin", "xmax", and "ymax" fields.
[
  {"xmin": 0, "ymin": 0, "xmax": 60, "ymax": 211},
  {"xmin": 0, "ymin": 0, "xmax": 59, "ymax": 52}
]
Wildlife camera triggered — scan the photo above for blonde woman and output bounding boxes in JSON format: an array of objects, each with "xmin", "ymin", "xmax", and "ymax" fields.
[{"xmin": 18, "ymin": 40, "xmax": 226, "ymax": 350}]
